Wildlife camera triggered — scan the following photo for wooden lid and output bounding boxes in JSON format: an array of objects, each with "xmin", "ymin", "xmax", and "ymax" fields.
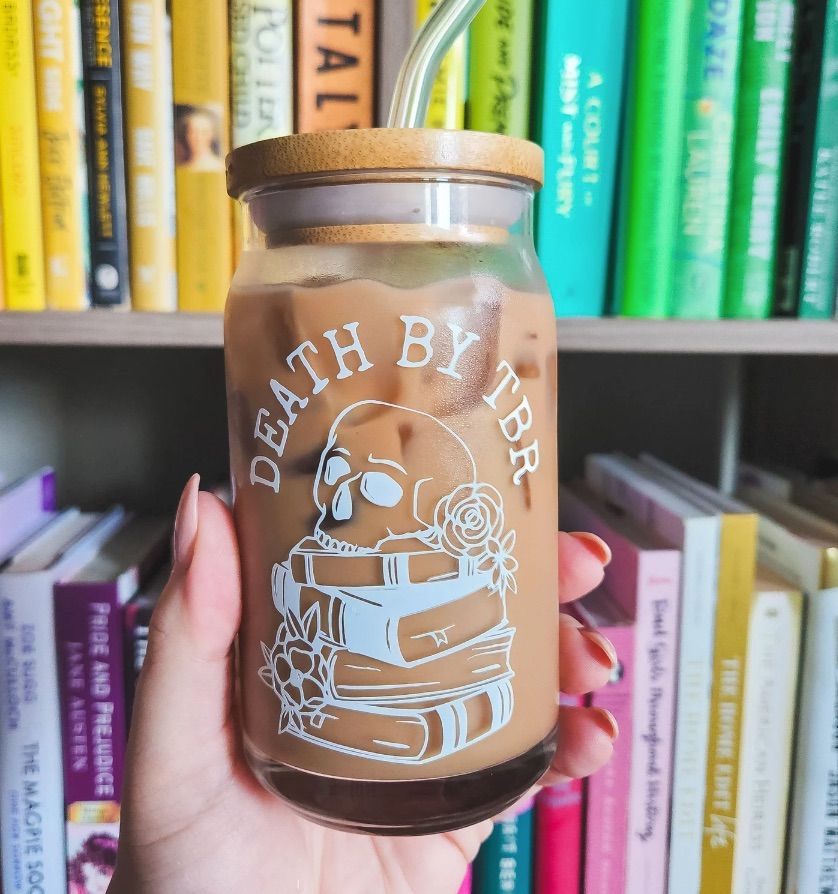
[{"xmin": 226, "ymin": 128, "xmax": 544, "ymax": 197}]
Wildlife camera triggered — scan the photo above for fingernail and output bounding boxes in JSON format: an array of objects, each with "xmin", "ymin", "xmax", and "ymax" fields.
[
  {"xmin": 592, "ymin": 707, "xmax": 619, "ymax": 741},
  {"xmin": 559, "ymin": 612, "xmax": 583, "ymax": 629},
  {"xmin": 173, "ymin": 474, "xmax": 200, "ymax": 569},
  {"xmin": 570, "ymin": 532, "xmax": 612, "ymax": 566},
  {"xmin": 579, "ymin": 628, "xmax": 619, "ymax": 671}
]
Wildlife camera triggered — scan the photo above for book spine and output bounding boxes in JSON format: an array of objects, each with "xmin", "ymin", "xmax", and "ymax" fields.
[
  {"xmin": 774, "ymin": 0, "xmax": 828, "ymax": 314},
  {"xmin": 375, "ymin": 0, "xmax": 413, "ymax": 125},
  {"xmin": 457, "ymin": 864, "xmax": 472, "ymax": 894},
  {"xmin": 618, "ymin": 0, "xmax": 693, "ymax": 317},
  {"xmin": 533, "ymin": 0, "xmax": 630, "ymax": 317},
  {"xmin": 799, "ymin": 0, "xmax": 838, "ymax": 317},
  {"xmin": 584, "ymin": 622, "xmax": 634, "ymax": 894},
  {"xmin": 294, "ymin": 0, "xmax": 376, "ymax": 132},
  {"xmin": 416, "ymin": 0, "xmax": 466, "ymax": 128},
  {"xmin": 699, "ymin": 515, "xmax": 759, "ymax": 894},
  {"xmin": 473, "ymin": 805, "xmax": 534, "ymax": 894},
  {"xmin": 625, "ymin": 552, "xmax": 681, "ymax": 894},
  {"xmin": 124, "ymin": 598, "xmax": 153, "ymax": 724},
  {"xmin": 724, "ymin": 0, "xmax": 796, "ymax": 318},
  {"xmin": 33, "ymin": 0, "xmax": 89, "ymax": 310},
  {"xmin": 467, "ymin": 0, "xmax": 533, "ymax": 138},
  {"xmin": 80, "ymin": 0, "xmax": 130, "ymax": 306},
  {"xmin": 670, "ymin": 0, "xmax": 746, "ymax": 319},
  {"xmin": 784, "ymin": 587, "xmax": 838, "ymax": 894},
  {"xmin": 0, "ymin": 468, "xmax": 57, "ymax": 559},
  {"xmin": 0, "ymin": 575, "xmax": 68, "ymax": 894},
  {"xmin": 0, "ymin": 0, "xmax": 46, "ymax": 310},
  {"xmin": 171, "ymin": 0, "xmax": 232, "ymax": 312},
  {"xmin": 731, "ymin": 589, "xmax": 803, "ymax": 894},
  {"xmin": 124, "ymin": 0, "xmax": 177, "ymax": 311}
]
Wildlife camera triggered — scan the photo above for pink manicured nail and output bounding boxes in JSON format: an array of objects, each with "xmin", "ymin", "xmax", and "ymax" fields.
[
  {"xmin": 570, "ymin": 531, "xmax": 612, "ymax": 566},
  {"xmin": 592, "ymin": 707, "xmax": 619, "ymax": 741},
  {"xmin": 173, "ymin": 474, "xmax": 200, "ymax": 569},
  {"xmin": 579, "ymin": 628, "xmax": 619, "ymax": 670}
]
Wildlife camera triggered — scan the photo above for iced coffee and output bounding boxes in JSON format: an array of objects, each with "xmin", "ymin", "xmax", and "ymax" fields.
[{"xmin": 225, "ymin": 130, "xmax": 558, "ymax": 834}]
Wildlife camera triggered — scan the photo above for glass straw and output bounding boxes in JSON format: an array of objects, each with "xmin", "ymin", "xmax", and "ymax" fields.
[{"xmin": 387, "ymin": 0, "xmax": 486, "ymax": 129}]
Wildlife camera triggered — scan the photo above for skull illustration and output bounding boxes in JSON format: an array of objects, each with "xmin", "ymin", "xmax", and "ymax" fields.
[{"xmin": 313, "ymin": 401, "xmax": 477, "ymax": 552}]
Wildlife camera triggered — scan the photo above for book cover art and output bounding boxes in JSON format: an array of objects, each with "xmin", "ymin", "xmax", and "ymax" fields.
[
  {"xmin": 295, "ymin": 0, "xmax": 375, "ymax": 132},
  {"xmin": 66, "ymin": 815, "xmax": 119, "ymax": 894},
  {"xmin": 416, "ymin": 0, "xmax": 466, "ymax": 128},
  {"xmin": 33, "ymin": 0, "xmax": 90, "ymax": 310},
  {"xmin": 0, "ymin": 0, "xmax": 46, "ymax": 310},
  {"xmin": 532, "ymin": 0, "xmax": 631, "ymax": 317},
  {"xmin": 467, "ymin": 0, "xmax": 533, "ymax": 138},
  {"xmin": 473, "ymin": 804, "xmax": 534, "ymax": 894},
  {"xmin": 80, "ymin": 0, "xmax": 130, "ymax": 306},
  {"xmin": 123, "ymin": 0, "xmax": 177, "ymax": 311},
  {"xmin": 172, "ymin": 0, "xmax": 232, "ymax": 312}
]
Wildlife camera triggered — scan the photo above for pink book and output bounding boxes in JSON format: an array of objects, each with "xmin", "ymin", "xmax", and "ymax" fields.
[
  {"xmin": 535, "ymin": 696, "xmax": 584, "ymax": 894},
  {"xmin": 563, "ymin": 484, "xmax": 681, "ymax": 894},
  {"xmin": 456, "ymin": 864, "xmax": 472, "ymax": 893}
]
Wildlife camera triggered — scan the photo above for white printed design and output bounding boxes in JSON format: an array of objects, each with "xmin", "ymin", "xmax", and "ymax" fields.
[{"xmin": 259, "ymin": 401, "xmax": 517, "ymax": 763}]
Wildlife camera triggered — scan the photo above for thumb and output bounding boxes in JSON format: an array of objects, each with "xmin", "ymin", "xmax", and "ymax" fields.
[{"xmin": 125, "ymin": 475, "xmax": 242, "ymax": 800}]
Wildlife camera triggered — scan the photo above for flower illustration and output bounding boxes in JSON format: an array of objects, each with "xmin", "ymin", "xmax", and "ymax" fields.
[
  {"xmin": 259, "ymin": 604, "xmax": 332, "ymax": 734},
  {"xmin": 477, "ymin": 530, "xmax": 519, "ymax": 595},
  {"xmin": 434, "ymin": 483, "xmax": 504, "ymax": 560}
]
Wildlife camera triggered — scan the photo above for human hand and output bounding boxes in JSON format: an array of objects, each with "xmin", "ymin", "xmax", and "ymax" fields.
[{"xmin": 109, "ymin": 476, "xmax": 617, "ymax": 894}]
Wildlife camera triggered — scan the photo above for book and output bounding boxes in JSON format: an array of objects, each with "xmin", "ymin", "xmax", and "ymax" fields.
[
  {"xmin": 54, "ymin": 516, "xmax": 168, "ymax": 888},
  {"xmin": 799, "ymin": 0, "xmax": 838, "ymax": 317},
  {"xmin": 457, "ymin": 864, "xmax": 472, "ymax": 894},
  {"xmin": 534, "ymin": 696, "xmax": 584, "ymax": 894},
  {"xmin": 80, "ymin": 0, "xmax": 130, "ymax": 306},
  {"xmin": 0, "ymin": 467, "xmax": 57, "ymax": 561},
  {"xmin": 616, "ymin": 0, "xmax": 692, "ymax": 317},
  {"xmin": 637, "ymin": 455, "xmax": 759, "ymax": 894},
  {"xmin": 670, "ymin": 0, "xmax": 746, "ymax": 319},
  {"xmin": 731, "ymin": 569, "xmax": 802, "ymax": 894},
  {"xmin": 0, "ymin": 0, "xmax": 46, "ymax": 310},
  {"xmin": 415, "ymin": 0, "xmax": 466, "ymax": 128},
  {"xmin": 585, "ymin": 453, "xmax": 721, "ymax": 894},
  {"xmin": 784, "ymin": 587, "xmax": 838, "ymax": 894},
  {"xmin": 123, "ymin": 0, "xmax": 177, "ymax": 311},
  {"xmin": 724, "ymin": 0, "xmax": 796, "ymax": 318},
  {"xmin": 33, "ymin": 0, "xmax": 90, "ymax": 310},
  {"xmin": 774, "ymin": 0, "xmax": 829, "ymax": 314},
  {"xmin": 124, "ymin": 565, "xmax": 169, "ymax": 723},
  {"xmin": 473, "ymin": 802, "xmax": 534, "ymax": 894},
  {"xmin": 171, "ymin": 0, "xmax": 232, "ymax": 312},
  {"xmin": 295, "ymin": 0, "xmax": 376, "ymax": 132},
  {"xmin": 562, "ymin": 483, "xmax": 681, "ymax": 894},
  {"xmin": 574, "ymin": 585, "xmax": 634, "ymax": 894},
  {"xmin": 737, "ymin": 458, "xmax": 799, "ymax": 498},
  {"xmin": 375, "ymin": 0, "xmax": 413, "ymax": 125},
  {"xmin": 532, "ymin": 0, "xmax": 631, "ymax": 317},
  {"xmin": 0, "ymin": 507, "xmax": 125, "ymax": 894},
  {"xmin": 467, "ymin": 0, "xmax": 533, "ymax": 138}
]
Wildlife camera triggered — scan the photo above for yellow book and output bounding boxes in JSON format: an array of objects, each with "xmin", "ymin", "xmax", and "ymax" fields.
[
  {"xmin": 171, "ymin": 0, "xmax": 231, "ymax": 312},
  {"xmin": 124, "ymin": 0, "xmax": 176, "ymax": 311},
  {"xmin": 32, "ymin": 0, "xmax": 88, "ymax": 310},
  {"xmin": 0, "ymin": 0, "xmax": 46, "ymax": 310},
  {"xmin": 415, "ymin": 0, "xmax": 466, "ymax": 129}
]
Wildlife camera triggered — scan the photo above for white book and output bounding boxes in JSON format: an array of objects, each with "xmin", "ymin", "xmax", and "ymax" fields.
[
  {"xmin": 0, "ymin": 507, "xmax": 125, "ymax": 894},
  {"xmin": 732, "ymin": 574, "xmax": 802, "ymax": 894},
  {"xmin": 586, "ymin": 454, "xmax": 721, "ymax": 894},
  {"xmin": 737, "ymin": 461, "xmax": 799, "ymax": 500},
  {"xmin": 785, "ymin": 587, "xmax": 838, "ymax": 894}
]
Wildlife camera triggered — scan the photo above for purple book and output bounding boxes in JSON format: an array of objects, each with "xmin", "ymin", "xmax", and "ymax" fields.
[
  {"xmin": 0, "ymin": 467, "xmax": 56, "ymax": 561},
  {"xmin": 54, "ymin": 517, "xmax": 168, "ymax": 850}
]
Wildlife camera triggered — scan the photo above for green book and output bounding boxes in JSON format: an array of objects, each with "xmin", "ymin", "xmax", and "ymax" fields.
[
  {"xmin": 473, "ymin": 806, "xmax": 533, "ymax": 894},
  {"xmin": 671, "ymin": 0, "xmax": 747, "ymax": 319},
  {"xmin": 724, "ymin": 0, "xmax": 796, "ymax": 318},
  {"xmin": 799, "ymin": 0, "xmax": 838, "ymax": 317},
  {"xmin": 467, "ymin": 0, "xmax": 533, "ymax": 138},
  {"xmin": 617, "ymin": 0, "xmax": 692, "ymax": 317}
]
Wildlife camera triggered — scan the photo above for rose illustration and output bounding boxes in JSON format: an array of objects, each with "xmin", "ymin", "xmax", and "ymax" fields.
[
  {"xmin": 434, "ymin": 483, "xmax": 504, "ymax": 560},
  {"xmin": 259, "ymin": 605, "xmax": 332, "ymax": 734}
]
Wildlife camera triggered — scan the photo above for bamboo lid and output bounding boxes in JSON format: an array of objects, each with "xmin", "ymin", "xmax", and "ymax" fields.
[{"xmin": 226, "ymin": 128, "xmax": 544, "ymax": 198}]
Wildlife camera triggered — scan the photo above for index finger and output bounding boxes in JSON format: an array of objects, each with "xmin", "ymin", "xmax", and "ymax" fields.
[{"xmin": 558, "ymin": 531, "xmax": 610, "ymax": 603}]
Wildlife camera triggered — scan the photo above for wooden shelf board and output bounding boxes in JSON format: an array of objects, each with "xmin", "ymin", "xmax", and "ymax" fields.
[{"xmin": 1, "ymin": 311, "xmax": 837, "ymax": 354}]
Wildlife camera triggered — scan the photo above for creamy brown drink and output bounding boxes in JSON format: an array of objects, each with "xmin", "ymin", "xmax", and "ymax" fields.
[{"xmin": 225, "ymin": 130, "xmax": 558, "ymax": 833}]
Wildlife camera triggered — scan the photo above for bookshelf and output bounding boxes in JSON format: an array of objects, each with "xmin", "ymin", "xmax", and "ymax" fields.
[{"xmin": 2, "ymin": 311, "xmax": 838, "ymax": 354}]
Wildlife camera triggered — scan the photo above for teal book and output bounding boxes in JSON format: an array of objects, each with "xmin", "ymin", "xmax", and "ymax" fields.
[
  {"xmin": 670, "ymin": 0, "xmax": 747, "ymax": 318},
  {"xmin": 533, "ymin": 0, "xmax": 631, "ymax": 316},
  {"xmin": 473, "ymin": 806, "xmax": 534, "ymax": 894},
  {"xmin": 467, "ymin": 0, "xmax": 534, "ymax": 138},
  {"xmin": 617, "ymin": 0, "xmax": 693, "ymax": 317},
  {"xmin": 724, "ymin": 0, "xmax": 796, "ymax": 318},
  {"xmin": 800, "ymin": 0, "xmax": 838, "ymax": 317}
]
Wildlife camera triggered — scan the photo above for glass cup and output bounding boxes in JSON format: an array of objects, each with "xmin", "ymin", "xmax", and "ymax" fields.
[{"xmin": 224, "ymin": 129, "xmax": 559, "ymax": 834}]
